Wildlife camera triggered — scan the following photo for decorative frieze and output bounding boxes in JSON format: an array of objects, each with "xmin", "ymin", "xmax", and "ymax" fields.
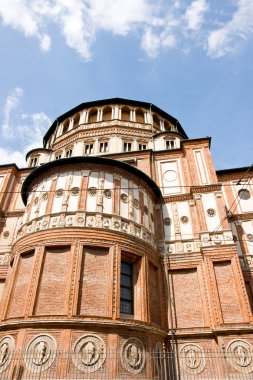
[{"xmin": 16, "ymin": 212, "xmax": 156, "ymax": 247}]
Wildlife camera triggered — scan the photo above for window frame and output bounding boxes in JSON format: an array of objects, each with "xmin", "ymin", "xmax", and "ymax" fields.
[{"xmin": 120, "ymin": 261, "xmax": 134, "ymax": 315}]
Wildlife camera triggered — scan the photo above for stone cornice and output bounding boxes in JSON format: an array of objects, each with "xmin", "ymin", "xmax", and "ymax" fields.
[{"xmin": 0, "ymin": 318, "xmax": 166, "ymax": 336}]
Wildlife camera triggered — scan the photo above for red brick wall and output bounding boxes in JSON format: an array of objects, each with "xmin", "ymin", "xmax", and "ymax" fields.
[
  {"xmin": 77, "ymin": 247, "xmax": 109, "ymax": 317},
  {"xmin": 213, "ymin": 261, "xmax": 242, "ymax": 323},
  {"xmin": 149, "ymin": 262, "xmax": 160, "ymax": 324},
  {"xmin": 34, "ymin": 247, "xmax": 71, "ymax": 315},
  {"xmin": 245, "ymin": 281, "xmax": 253, "ymax": 315},
  {"xmin": 170, "ymin": 268, "xmax": 204, "ymax": 328},
  {"xmin": 7, "ymin": 252, "xmax": 34, "ymax": 318}
]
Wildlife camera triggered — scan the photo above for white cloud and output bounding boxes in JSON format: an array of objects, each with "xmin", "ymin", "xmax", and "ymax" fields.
[
  {"xmin": 2, "ymin": 87, "xmax": 23, "ymax": 138},
  {"xmin": 0, "ymin": 87, "xmax": 52, "ymax": 167},
  {"xmin": 207, "ymin": 0, "xmax": 253, "ymax": 58},
  {"xmin": 183, "ymin": 0, "xmax": 209, "ymax": 30},
  {"xmin": 0, "ymin": 0, "xmax": 252, "ymax": 59}
]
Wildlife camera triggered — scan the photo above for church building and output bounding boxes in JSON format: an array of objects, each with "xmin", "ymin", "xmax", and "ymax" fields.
[{"xmin": 0, "ymin": 98, "xmax": 252, "ymax": 379}]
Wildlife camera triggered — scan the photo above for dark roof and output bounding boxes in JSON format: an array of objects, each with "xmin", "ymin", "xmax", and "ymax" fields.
[
  {"xmin": 216, "ymin": 166, "xmax": 251, "ymax": 175},
  {"xmin": 43, "ymin": 97, "xmax": 188, "ymax": 145},
  {"xmin": 21, "ymin": 156, "xmax": 162, "ymax": 204}
]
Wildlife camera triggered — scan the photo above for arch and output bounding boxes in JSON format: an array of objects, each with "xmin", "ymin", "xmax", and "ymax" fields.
[
  {"xmin": 164, "ymin": 121, "xmax": 172, "ymax": 131},
  {"xmin": 121, "ymin": 106, "xmax": 131, "ymax": 121},
  {"xmin": 135, "ymin": 108, "xmax": 144, "ymax": 123},
  {"xmin": 62, "ymin": 120, "xmax": 69, "ymax": 134},
  {"xmin": 73, "ymin": 113, "xmax": 80, "ymax": 128},
  {"xmin": 152, "ymin": 114, "xmax": 160, "ymax": 130},
  {"xmin": 103, "ymin": 106, "xmax": 112, "ymax": 121},
  {"xmin": 88, "ymin": 108, "xmax": 97, "ymax": 123}
]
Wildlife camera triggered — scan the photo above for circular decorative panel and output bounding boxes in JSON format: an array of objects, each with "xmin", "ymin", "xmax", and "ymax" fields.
[
  {"xmin": 206, "ymin": 208, "xmax": 216, "ymax": 217},
  {"xmin": 180, "ymin": 216, "xmax": 189, "ymax": 224},
  {"xmin": 121, "ymin": 193, "xmax": 128, "ymax": 203},
  {"xmin": 180, "ymin": 344, "xmax": 205, "ymax": 375},
  {"xmin": 121, "ymin": 338, "xmax": 145, "ymax": 374},
  {"xmin": 72, "ymin": 335, "xmax": 106, "ymax": 373},
  {"xmin": 71, "ymin": 187, "xmax": 80, "ymax": 196},
  {"xmin": 238, "ymin": 189, "xmax": 250, "ymax": 200},
  {"xmin": 88, "ymin": 187, "xmax": 97, "ymax": 196},
  {"xmin": 0, "ymin": 336, "xmax": 15, "ymax": 373},
  {"xmin": 56, "ymin": 189, "xmax": 63, "ymax": 197},
  {"xmin": 163, "ymin": 170, "xmax": 177, "ymax": 183},
  {"xmin": 104, "ymin": 189, "xmax": 112, "ymax": 199},
  {"xmin": 227, "ymin": 340, "xmax": 253, "ymax": 373},
  {"xmin": 25, "ymin": 335, "xmax": 56, "ymax": 373}
]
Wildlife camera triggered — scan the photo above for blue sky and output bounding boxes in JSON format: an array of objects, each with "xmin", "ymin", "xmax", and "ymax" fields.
[{"xmin": 0, "ymin": 0, "xmax": 252, "ymax": 169}]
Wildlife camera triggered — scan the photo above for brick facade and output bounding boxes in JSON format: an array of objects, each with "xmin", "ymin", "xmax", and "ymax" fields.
[{"xmin": 0, "ymin": 98, "xmax": 252, "ymax": 378}]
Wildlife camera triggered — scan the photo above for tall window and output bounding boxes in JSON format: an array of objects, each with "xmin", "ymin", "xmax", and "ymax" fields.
[
  {"xmin": 66, "ymin": 149, "xmax": 72, "ymax": 158},
  {"xmin": 30, "ymin": 157, "xmax": 38, "ymax": 167},
  {"xmin": 85, "ymin": 144, "xmax": 94, "ymax": 155},
  {"xmin": 120, "ymin": 262, "xmax": 133, "ymax": 314},
  {"xmin": 166, "ymin": 140, "xmax": 175, "ymax": 150},
  {"xmin": 99, "ymin": 141, "xmax": 108, "ymax": 153},
  {"xmin": 123, "ymin": 142, "xmax": 132, "ymax": 152},
  {"xmin": 55, "ymin": 153, "xmax": 62, "ymax": 160}
]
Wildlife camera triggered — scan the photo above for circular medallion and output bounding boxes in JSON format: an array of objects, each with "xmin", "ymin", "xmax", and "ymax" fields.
[
  {"xmin": 180, "ymin": 216, "xmax": 189, "ymax": 224},
  {"xmin": 71, "ymin": 187, "xmax": 80, "ymax": 196},
  {"xmin": 88, "ymin": 187, "xmax": 97, "ymax": 196},
  {"xmin": 25, "ymin": 335, "xmax": 56, "ymax": 373},
  {"xmin": 238, "ymin": 189, "xmax": 250, "ymax": 200},
  {"xmin": 42, "ymin": 192, "xmax": 48, "ymax": 201},
  {"xmin": 121, "ymin": 338, "xmax": 145, "ymax": 374},
  {"xmin": 56, "ymin": 189, "xmax": 63, "ymax": 197},
  {"xmin": 3, "ymin": 231, "xmax": 9, "ymax": 239},
  {"xmin": 144, "ymin": 206, "xmax": 149, "ymax": 215},
  {"xmin": 227, "ymin": 340, "xmax": 253, "ymax": 373},
  {"xmin": 206, "ymin": 208, "xmax": 216, "ymax": 217},
  {"xmin": 104, "ymin": 189, "xmax": 112, "ymax": 199},
  {"xmin": 72, "ymin": 335, "xmax": 106, "ymax": 373},
  {"xmin": 0, "ymin": 336, "xmax": 15, "ymax": 373},
  {"xmin": 247, "ymin": 234, "xmax": 253, "ymax": 242},
  {"xmin": 134, "ymin": 199, "xmax": 139, "ymax": 209},
  {"xmin": 121, "ymin": 193, "xmax": 128, "ymax": 203},
  {"xmin": 180, "ymin": 344, "xmax": 205, "ymax": 375},
  {"xmin": 164, "ymin": 218, "xmax": 171, "ymax": 226},
  {"xmin": 163, "ymin": 170, "xmax": 177, "ymax": 182}
]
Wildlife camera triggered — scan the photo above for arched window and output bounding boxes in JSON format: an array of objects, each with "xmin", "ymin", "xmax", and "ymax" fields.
[
  {"xmin": 121, "ymin": 106, "xmax": 131, "ymax": 121},
  {"xmin": 62, "ymin": 121, "xmax": 69, "ymax": 134},
  {"xmin": 88, "ymin": 108, "xmax": 97, "ymax": 123},
  {"xmin": 103, "ymin": 106, "xmax": 112, "ymax": 121},
  {"xmin": 73, "ymin": 114, "xmax": 80, "ymax": 128},
  {"xmin": 153, "ymin": 114, "xmax": 160, "ymax": 129},
  {"xmin": 135, "ymin": 109, "xmax": 144, "ymax": 123}
]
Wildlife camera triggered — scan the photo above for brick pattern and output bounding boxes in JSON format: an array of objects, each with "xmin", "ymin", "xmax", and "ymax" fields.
[
  {"xmin": 34, "ymin": 247, "xmax": 70, "ymax": 315},
  {"xmin": 170, "ymin": 268, "xmax": 204, "ymax": 328},
  {"xmin": 149, "ymin": 262, "xmax": 160, "ymax": 324},
  {"xmin": 7, "ymin": 252, "xmax": 34, "ymax": 318},
  {"xmin": 245, "ymin": 281, "xmax": 253, "ymax": 315},
  {"xmin": 213, "ymin": 261, "xmax": 242, "ymax": 323},
  {"xmin": 77, "ymin": 247, "xmax": 109, "ymax": 317}
]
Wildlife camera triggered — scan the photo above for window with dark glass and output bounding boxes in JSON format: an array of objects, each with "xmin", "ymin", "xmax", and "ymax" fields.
[
  {"xmin": 85, "ymin": 144, "xmax": 94, "ymax": 155},
  {"xmin": 99, "ymin": 141, "xmax": 108, "ymax": 153},
  {"xmin": 120, "ymin": 261, "xmax": 133, "ymax": 314},
  {"xmin": 123, "ymin": 142, "xmax": 132, "ymax": 152}
]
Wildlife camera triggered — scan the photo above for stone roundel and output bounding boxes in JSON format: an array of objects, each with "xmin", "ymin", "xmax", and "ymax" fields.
[
  {"xmin": 25, "ymin": 334, "xmax": 57, "ymax": 373},
  {"xmin": 180, "ymin": 344, "xmax": 205, "ymax": 375},
  {"xmin": 163, "ymin": 170, "xmax": 177, "ymax": 182},
  {"xmin": 0, "ymin": 336, "xmax": 15, "ymax": 373},
  {"xmin": 72, "ymin": 335, "xmax": 106, "ymax": 373},
  {"xmin": 226, "ymin": 340, "xmax": 253, "ymax": 373},
  {"xmin": 121, "ymin": 338, "xmax": 146, "ymax": 374}
]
